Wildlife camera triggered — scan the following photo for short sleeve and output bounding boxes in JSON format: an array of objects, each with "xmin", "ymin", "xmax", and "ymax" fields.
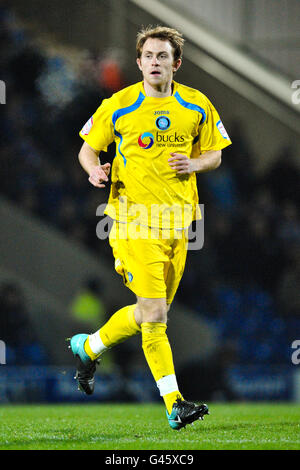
[
  {"xmin": 79, "ymin": 97, "xmax": 115, "ymax": 152},
  {"xmin": 197, "ymin": 98, "xmax": 232, "ymax": 154}
]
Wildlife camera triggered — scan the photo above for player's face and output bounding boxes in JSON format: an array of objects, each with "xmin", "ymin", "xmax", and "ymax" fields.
[{"xmin": 137, "ymin": 38, "xmax": 181, "ymax": 91}]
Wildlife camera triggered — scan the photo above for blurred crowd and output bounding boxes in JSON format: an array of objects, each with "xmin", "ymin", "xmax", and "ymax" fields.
[
  {"xmin": 1, "ymin": 4, "xmax": 300, "ymax": 368},
  {"xmin": 0, "ymin": 282, "xmax": 47, "ymax": 365}
]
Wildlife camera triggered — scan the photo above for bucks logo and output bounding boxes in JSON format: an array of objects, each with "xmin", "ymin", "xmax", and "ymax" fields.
[{"xmin": 138, "ymin": 132, "xmax": 154, "ymax": 149}]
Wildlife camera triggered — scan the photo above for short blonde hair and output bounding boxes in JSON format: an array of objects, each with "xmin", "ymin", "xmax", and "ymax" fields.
[{"xmin": 136, "ymin": 25, "xmax": 184, "ymax": 62}]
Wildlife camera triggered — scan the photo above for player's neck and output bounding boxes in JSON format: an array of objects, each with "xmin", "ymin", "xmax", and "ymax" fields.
[{"xmin": 143, "ymin": 80, "xmax": 173, "ymax": 98}]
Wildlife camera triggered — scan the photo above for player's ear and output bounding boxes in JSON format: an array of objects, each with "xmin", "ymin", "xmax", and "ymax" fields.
[
  {"xmin": 136, "ymin": 57, "xmax": 142, "ymax": 71},
  {"xmin": 173, "ymin": 58, "xmax": 182, "ymax": 73}
]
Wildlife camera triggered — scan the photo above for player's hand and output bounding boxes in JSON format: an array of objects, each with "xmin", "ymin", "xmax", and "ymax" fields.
[
  {"xmin": 168, "ymin": 153, "xmax": 195, "ymax": 174},
  {"xmin": 88, "ymin": 163, "xmax": 111, "ymax": 188}
]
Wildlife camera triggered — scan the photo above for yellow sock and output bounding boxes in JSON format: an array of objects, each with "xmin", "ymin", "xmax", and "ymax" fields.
[
  {"xmin": 163, "ymin": 390, "xmax": 183, "ymax": 415},
  {"xmin": 84, "ymin": 304, "xmax": 141, "ymax": 360},
  {"xmin": 84, "ymin": 337, "xmax": 99, "ymax": 360},
  {"xmin": 141, "ymin": 322, "xmax": 182, "ymax": 414}
]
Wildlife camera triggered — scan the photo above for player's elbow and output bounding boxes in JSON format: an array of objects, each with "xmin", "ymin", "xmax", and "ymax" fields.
[
  {"xmin": 78, "ymin": 148, "xmax": 84, "ymax": 168},
  {"xmin": 78, "ymin": 143, "xmax": 85, "ymax": 162},
  {"xmin": 214, "ymin": 150, "xmax": 222, "ymax": 169}
]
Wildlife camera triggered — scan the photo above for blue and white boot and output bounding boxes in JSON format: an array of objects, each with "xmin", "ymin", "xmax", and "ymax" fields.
[
  {"xmin": 68, "ymin": 334, "xmax": 99, "ymax": 395},
  {"xmin": 167, "ymin": 398, "xmax": 209, "ymax": 430}
]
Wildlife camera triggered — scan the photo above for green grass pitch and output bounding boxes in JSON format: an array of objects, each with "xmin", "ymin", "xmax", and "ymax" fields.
[{"xmin": 0, "ymin": 402, "xmax": 299, "ymax": 450}]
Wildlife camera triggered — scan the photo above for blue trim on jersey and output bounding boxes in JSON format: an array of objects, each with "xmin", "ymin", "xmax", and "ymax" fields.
[
  {"xmin": 114, "ymin": 129, "xmax": 126, "ymax": 165},
  {"xmin": 112, "ymin": 92, "xmax": 145, "ymax": 166},
  {"xmin": 112, "ymin": 92, "xmax": 145, "ymax": 126},
  {"xmin": 174, "ymin": 91, "xmax": 206, "ymax": 124}
]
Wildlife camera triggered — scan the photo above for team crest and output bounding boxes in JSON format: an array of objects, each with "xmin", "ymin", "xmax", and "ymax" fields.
[{"xmin": 155, "ymin": 116, "xmax": 171, "ymax": 131}]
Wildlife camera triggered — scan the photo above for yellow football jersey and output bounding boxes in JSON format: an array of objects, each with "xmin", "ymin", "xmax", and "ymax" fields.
[{"xmin": 79, "ymin": 81, "xmax": 231, "ymax": 228}]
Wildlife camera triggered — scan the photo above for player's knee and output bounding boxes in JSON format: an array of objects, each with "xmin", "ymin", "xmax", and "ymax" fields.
[{"xmin": 137, "ymin": 298, "xmax": 168, "ymax": 324}]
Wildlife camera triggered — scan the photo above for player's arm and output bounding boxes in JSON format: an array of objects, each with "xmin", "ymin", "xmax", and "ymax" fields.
[
  {"xmin": 168, "ymin": 149, "xmax": 221, "ymax": 175},
  {"xmin": 78, "ymin": 141, "xmax": 111, "ymax": 188}
]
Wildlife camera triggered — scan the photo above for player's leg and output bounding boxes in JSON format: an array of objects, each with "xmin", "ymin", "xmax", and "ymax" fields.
[
  {"xmin": 84, "ymin": 304, "xmax": 141, "ymax": 360},
  {"xmin": 69, "ymin": 304, "xmax": 141, "ymax": 394},
  {"xmin": 137, "ymin": 296, "xmax": 209, "ymax": 430},
  {"xmin": 160, "ymin": 229, "xmax": 209, "ymax": 428},
  {"xmin": 136, "ymin": 296, "xmax": 183, "ymax": 413},
  {"xmin": 69, "ymin": 221, "xmax": 143, "ymax": 393}
]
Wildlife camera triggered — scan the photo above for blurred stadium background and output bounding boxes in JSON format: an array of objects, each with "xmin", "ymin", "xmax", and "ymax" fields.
[{"xmin": 1, "ymin": 0, "xmax": 300, "ymax": 405}]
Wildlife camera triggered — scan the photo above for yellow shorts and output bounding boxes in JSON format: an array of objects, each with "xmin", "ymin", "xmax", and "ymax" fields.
[{"xmin": 109, "ymin": 221, "xmax": 188, "ymax": 305}]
